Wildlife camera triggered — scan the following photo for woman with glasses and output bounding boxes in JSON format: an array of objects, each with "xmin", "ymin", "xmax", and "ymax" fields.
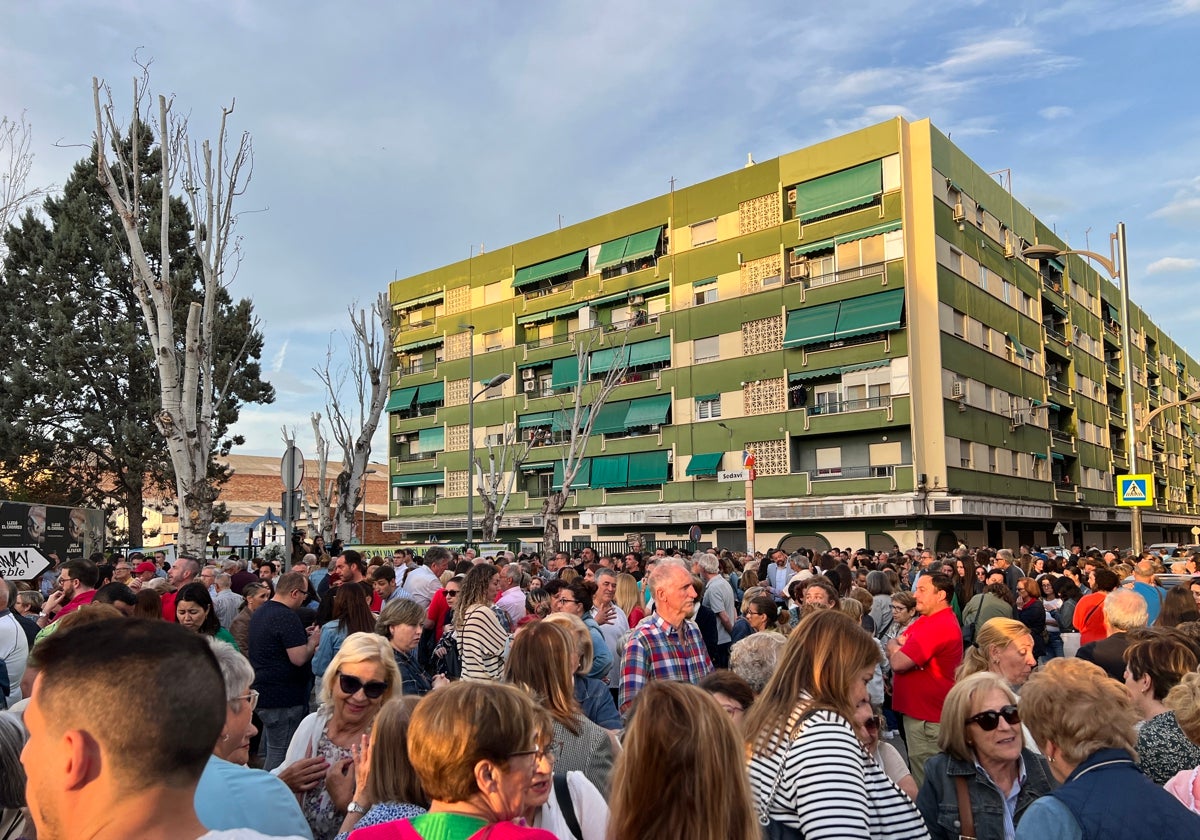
[
  {"xmin": 916, "ymin": 671, "xmax": 1054, "ymax": 839},
  {"xmin": 277, "ymin": 632, "xmax": 401, "ymax": 840},
  {"xmin": 504, "ymin": 620, "xmax": 615, "ymax": 796},
  {"xmin": 346, "ymin": 681, "xmax": 557, "ymax": 840},
  {"xmin": 546, "ymin": 579, "xmax": 611, "ymax": 681},
  {"xmin": 858, "ymin": 709, "xmax": 917, "ymax": 800},
  {"xmin": 1016, "ymin": 658, "xmax": 1200, "ymax": 839},
  {"xmin": 195, "ymin": 638, "xmax": 311, "ymax": 838},
  {"xmin": 456, "ymin": 564, "xmax": 510, "ymax": 682}
]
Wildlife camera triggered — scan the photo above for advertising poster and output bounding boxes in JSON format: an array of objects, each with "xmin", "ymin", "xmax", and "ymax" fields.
[{"xmin": 0, "ymin": 501, "xmax": 104, "ymax": 560}]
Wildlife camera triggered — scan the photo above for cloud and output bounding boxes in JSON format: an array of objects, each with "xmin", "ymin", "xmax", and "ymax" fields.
[
  {"xmin": 270, "ymin": 338, "xmax": 288, "ymax": 373},
  {"xmin": 1146, "ymin": 257, "xmax": 1200, "ymax": 275},
  {"xmin": 1039, "ymin": 105, "xmax": 1073, "ymax": 120}
]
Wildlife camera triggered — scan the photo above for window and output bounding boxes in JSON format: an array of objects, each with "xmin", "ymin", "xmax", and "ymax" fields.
[
  {"xmin": 835, "ymin": 234, "xmax": 885, "ymax": 275},
  {"xmin": 690, "ymin": 219, "xmax": 717, "ymax": 247},
  {"xmin": 483, "ymin": 330, "xmax": 503, "ymax": 351},
  {"xmin": 694, "ymin": 281, "xmax": 718, "ymax": 306},
  {"xmin": 868, "ymin": 441, "xmax": 901, "ymax": 477},
  {"xmin": 693, "ymin": 336, "xmax": 720, "ymax": 364},
  {"xmin": 696, "ymin": 395, "xmax": 722, "ymax": 420},
  {"xmin": 537, "ymin": 372, "xmax": 554, "ymax": 398},
  {"xmin": 815, "ymin": 447, "xmax": 842, "ymax": 476},
  {"xmin": 1001, "ymin": 280, "xmax": 1013, "ymax": 305},
  {"xmin": 960, "ymin": 440, "xmax": 973, "ymax": 469}
]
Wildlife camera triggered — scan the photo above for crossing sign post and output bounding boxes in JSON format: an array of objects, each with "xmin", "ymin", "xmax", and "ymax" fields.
[{"xmin": 1116, "ymin": 474, "xmax": 1153, "ymax": 507}]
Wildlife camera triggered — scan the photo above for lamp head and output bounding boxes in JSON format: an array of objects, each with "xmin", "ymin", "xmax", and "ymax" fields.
[
  {"xmin": 1020, "ymin": 244, "xmax": 1064, "ymax": 260},
  {"xmin": 485, "ymin": 373, "xmax": 511, "ymax": 388}
]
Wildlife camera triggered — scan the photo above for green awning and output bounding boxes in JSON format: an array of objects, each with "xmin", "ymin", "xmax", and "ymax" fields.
[
  {"xmin": 693, "ymin": 277, "xmax": 717, "ymax": 288},
  {"xmin": 517, "ymin": 302, "xmax": 585, "ymax": 325},
  {"xmin": 551, "ymin": 355, "xmax": 586, "ymax": 389},
  {"xmin": 390, "ymin": 471, "xmax": 444, "ymax": 488},
  {"xmin": 834, "ymin": 289, "xmax": 905, "ymax": 340},
  {"xmin": 795, "ymin": 160, "xmax": 883, "ymax": 222},
  {"xmin": 789, "ymin": 366, "xmax": 843, "ymax": 382},
  {"xmin": 385, "ymin": 387, "xmax": 417, "ymax": 412},
  {"xmin": 1048, "ymin": 403, "xmax": 1063, "ymax": 412},
  {"xmin": 1007, "ymin": 333, "xmax": 1028, "ymax": 357},
  {"xmin": 395, "ymin": 291, "xmax": 443, "ymax": 309},
  {"xmin": 396, "ymin": 336, "xmax": 444, "ymax": 353},
  {"xmin": 518, "ymin": 412, "xmax": 556, "ymax": 429},
  {"xmin": 552, "ymin": 407, "xmax": 591, "ymax": 432},
  {"xmin": 793, "ymin": 237, "xmax": 835, "ymax": 256},
  {"xmin": 685, "ymin": 452, "xmax": 723, "ymax": 476},
  {"xmin": 783, "ymin": 302, "xmax": 841, "ymax": 348},
  {"xmin": 1031, "ymin": 452, "xmax": 1048, "ymax": 460},
  {"xmin": 1104, "ymin": 302, "xmax": 1120, "ymax": 322},
  {"xmin": 622, "ymin": 228, "xmax": 662, "ymax": 262},
  {"xmin": 627, "ymin": 451, "xmax": 670, "ymax": 487},
  {"xmin": 521, "ymin": 462, "xmax": 554, "ymax": 472},
  {"xmin": 834, "ymin": 219, "xmax": 902, "ymax": 245},
  {"xmin": 591, "ymin": 401, "xmax": 631, "ymax": 435},
  {"xmin": 840, "ymin": 361, "xmax": 890, "ymax": 373},
  {"xmin": 513, "ymin": 250, "xmax": 587, "ymax": 289},
  {"xmin": 414, "ymin": 381, "xmax": 445, "ymax": 405},
  {"xmin": 552, "ymin": 458, "xmax": 591, "ymax": 490},
  {"xmin": 594, "ymin": 236, "xmax": 631, "ymax": 272},
  {"xmin": 417, "ymin": 426, "xmax": 445, "ymax": 452},
  {"xmin": 1051, "ymin": 452, "xmax": 1065, "ymax": 461},
  {"xmin": 628, "ymin": 337, "xmax": 671, "ymax": 367},
  {"xmin": 625, "ymin": 394, "xmax": 671, "ymax": 427},
  {"xmin": 694, "ymin": 393, "xmax": 718, "ymax": 402},
  {"xmin": 591, "ymin": 454, "xmax": 629, "ymax": 489},
  {"xmin": 590, "ymin": 345, "xmax": 631, "ymax": 375}
]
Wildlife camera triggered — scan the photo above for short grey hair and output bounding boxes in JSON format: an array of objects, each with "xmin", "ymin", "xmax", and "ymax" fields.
[
  {"xmin": 502, "ymin": 563, "xmax": 523, "ymax": 583},
  {"xmin": 594, "ymin": 566, "xmax": 617, "ymax": 582},
  {"xmin": 694, "ymin": 553, "xmax": 719, "ymax": 575},
  {"xmin": 730, "ymin": 632, "xmax": 787, "ymax": 693},
  {"xmin": 1104, "ymin": 588, "xmax": 1148, "ymax": 632},
  {"xmin": 206, "ymin": 637, "xmax": 254, "ymax": 705},
  {"xmin": 215, "ymin": 573, "xmax": 232, "ymax": 590},
  {"xmin": 646, "ymin": 558, "xmax": 690, "ymax": 599},
  {"xmin": 995, "ymin": 548, "xmax": 1014, "ymax": 564},
  {"xmin": 789, "ymin": 553, "xmax": 810, "ymax": 570}
]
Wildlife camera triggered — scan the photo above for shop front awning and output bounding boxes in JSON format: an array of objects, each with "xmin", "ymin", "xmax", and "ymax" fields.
[
  {"xmin": 513, "ymin": 250, "xmax": 587, "ymax": 289},
  {"xmin": 685, "ymin": 452, "xmax": 723, "ymax": 476},
  {"xmin": 391, "ymin": 471, "xmax": 444, "ymax": 487},
  {"xmin": 834, "ymin": 288, "xmax": 905, "ymax": 340},
  {"xmin": 783, "ymin": 302, "xmax": 841, "ymax": 348},
  {"xmin": 795, "ymin": 160, "xmax": 883, "ymax": 222},
  {"xmin": 385, "ymin": 387, "xmax": 417, "ymax": 412},
  {"xmin": 624, "ymin": 394, "xmax": 671, "ymax": 428}
]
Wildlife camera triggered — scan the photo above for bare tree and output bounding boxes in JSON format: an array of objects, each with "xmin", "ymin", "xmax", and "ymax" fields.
[
  {"xmin": 474, "ymin": 421, "xmax": 543, "ymax": 541},
  {"xmin": 313, "ymin": 293, "xmax": 394, "ymax": 542},
  {"xmin": 541, "ymin": 331, "xmax": 631, "ymax": 554},
  {"xmin": 0, "ymin": 112, "xmax": 45, "ymax": 254},
  {"xmin": 308, "ymin": 412, "xmax": 334, "ymax": 541},
  {"xmin": 92, "ymin": 70, "xmax": 258, "ymax": 556}
]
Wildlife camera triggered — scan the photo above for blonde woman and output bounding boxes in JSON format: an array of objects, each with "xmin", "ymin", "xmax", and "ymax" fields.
[
  {"xmin": 955, "ymin": 618, "xmax": 1038, "ymax": 689},
  {"xmin": 542, "ymin": 612, "xmax": 622, "ymax": 730},
  {"xmin": 614, "ymin": 573, "xmax": 644, "ymax": 625}
]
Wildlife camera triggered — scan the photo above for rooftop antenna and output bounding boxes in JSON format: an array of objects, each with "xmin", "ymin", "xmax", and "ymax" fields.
[
  {"xmin": 558, "ymin": 214, "xmax": 563, "ymax": 230},
  {"xmin": 745, "ymin": 152, "xmax": 755, "ymax": 168}
]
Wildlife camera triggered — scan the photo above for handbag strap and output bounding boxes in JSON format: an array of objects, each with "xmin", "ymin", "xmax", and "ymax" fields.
[
  {"xmin": 553, "ymin": 772, "xmax": 583, "ymax": 840},
  {"xmin": 954, "ymin": 775, "xmax": 976, "ymax": 839}
]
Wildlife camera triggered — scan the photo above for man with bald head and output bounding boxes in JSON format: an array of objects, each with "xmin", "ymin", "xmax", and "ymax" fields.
[{"xmin": 1130, "ymin": 558, "xmax": 1167, "ymax": 625}]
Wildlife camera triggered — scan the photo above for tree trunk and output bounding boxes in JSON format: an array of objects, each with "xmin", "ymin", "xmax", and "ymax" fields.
[
  {"xmin": 480, "ymin": 491, "xmax": 498, "ymax": 542},
  {"xmin": 334, "ymin": 469, "xmax": 361, "ymax": 543},
  {"xmin": 122, "ymin": 475, "xmax": 146, "ymax": 548},
  {"xmin": 540, "ymin": 492, "xmax": 566, "ymax": 557}
]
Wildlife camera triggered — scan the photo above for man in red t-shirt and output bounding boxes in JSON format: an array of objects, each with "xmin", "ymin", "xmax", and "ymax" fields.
[{"xmin": 887, "ymin": 571, "xmax": 963, "ymax": 788}]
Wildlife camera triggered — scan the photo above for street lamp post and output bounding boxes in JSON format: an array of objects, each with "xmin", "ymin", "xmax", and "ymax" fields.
[
  {"xmin": 360, "ymin": 468, "xmax": 377, "ymax": 544},
  {"xmin": 465, "ymin": 332, "xmax": 512, "ymax": 548},
  {"xmin": 1023, "ymin": 223, "xmax": 1143, "ymax": 551}
]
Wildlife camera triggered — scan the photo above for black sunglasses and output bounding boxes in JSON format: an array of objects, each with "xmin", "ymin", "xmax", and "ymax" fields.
[
  {"xmin": 966, "ymin": 705, "xmax": 1020, "ymax": 731},
  {"xmin": 338, "ymin": 672, "xmax": 389, "ymax": 699}
]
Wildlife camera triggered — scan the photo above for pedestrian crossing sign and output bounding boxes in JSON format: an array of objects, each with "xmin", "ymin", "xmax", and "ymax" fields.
[{"xmin": 1116, "ymin": 474, "xmax": 1153, "ymax": 507}]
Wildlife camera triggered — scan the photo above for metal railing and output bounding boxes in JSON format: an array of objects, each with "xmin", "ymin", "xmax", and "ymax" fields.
[
  {"xmin": 808, "ymin": 465, "xmax": 896, "ymax": 480},
  {"xmin": 393, "ymin": 495, "xmax": 441, "ymax": 508},
  {"xmin": 787, "ymin": 261, "xmax": 885, "ymax": 288},
  {"xmin": 394, "ymin": 452, "xmax": 438, "ymax": 463},
  {"xmin": 807, "ymin": 396, "xmax": 890, "ymax": 416}
]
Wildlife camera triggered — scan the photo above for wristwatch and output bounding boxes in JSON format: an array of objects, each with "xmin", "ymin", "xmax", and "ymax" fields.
[{"xmin": 347, "ymin": 802, "xmax": 368, "ymax": 815}]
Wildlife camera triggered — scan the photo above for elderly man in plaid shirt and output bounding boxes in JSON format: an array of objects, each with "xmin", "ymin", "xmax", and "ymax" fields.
[{"xmin": 618, "ymin": 558, "xmax": 712, "ymax": 716}]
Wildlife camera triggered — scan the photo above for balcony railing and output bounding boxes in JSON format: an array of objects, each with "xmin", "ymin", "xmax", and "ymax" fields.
[
  {"xmin": 807, "ymin": 396, "xmax": 890, "ymax": 416},
  {"xmin": 807, "ymin": 464, "xmax": 897, "ymax": 480},
  {"xmin": 1050, "ymin": 429, "xmax": 1074, "ymax": 446},
  {"xmin": 394, "ymin": 451, "xmax": 438, "ymax": 463},
  {"xmin": 1044, "ymin": 324, "xmax": 1067, "ymax": 343},
  {"xmin": 393, "ymin": 495, "xmax": 441, "ymax": 508},
  {"xmin": 787, "ymin": 261, "xmax": 885, "ymax": 289}
]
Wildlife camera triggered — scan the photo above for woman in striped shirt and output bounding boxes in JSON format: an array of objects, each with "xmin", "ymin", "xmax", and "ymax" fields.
[
  {"xmin": 745, "ymin": 610, "xmax": 929, "ymax": 840},
  {"xmin": 456, "ymin": 564, "xmax": 510, "ymax": 682}
]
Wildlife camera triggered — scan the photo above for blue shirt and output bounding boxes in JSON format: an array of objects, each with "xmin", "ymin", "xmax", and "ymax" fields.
[
  {"xmin": 195, "ymin": 754, "xmax": 313, "ymax": 839},
  {"xmin": 1131, "ymin": 581, "xmax": 1167, "ymax": 624}
]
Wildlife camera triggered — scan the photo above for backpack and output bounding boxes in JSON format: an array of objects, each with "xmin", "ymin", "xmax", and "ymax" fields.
[{"xmin": 431, "ymin": 627, "xmax": 462, "ymax": 680}]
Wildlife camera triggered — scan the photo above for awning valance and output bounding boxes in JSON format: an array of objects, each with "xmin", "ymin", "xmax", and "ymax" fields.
[
  {"xmin": 386, "ymin": 387, "xmax": 417, "ymax": 412},
  {"xmin": 513, "ymin": 250, "xmax": 587, "ymax": 289},
  {"xmin": 391, "ymin": 471, "xmax": 444, "ymax": 487},
  {"xmin": 517, "ymin": 302, "xmax": 585, "ymax": 325},
  {"xmin": 685, "ymin": 452, "xmax": 723, "ymax": 476},
  {"xmin": 834, "ymin": 289, "xmax": 905, "ymax": 340}
]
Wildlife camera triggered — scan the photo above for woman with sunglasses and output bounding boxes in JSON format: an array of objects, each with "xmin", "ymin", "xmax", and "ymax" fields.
[
  {"xmin": 858, "ymin": 710, "xmax": 917, "ymax": 800},
  {"xmin": 195, "ymin": 638, "xmax": 311, "ymax": 839},
  {"xmin": 1016, "ymin": 658, "xmax": 1200, "ymax": 839},
  {"xmin": 916, "ymin": 671, "xmax": 1054, "ymax": 840},
  {"xmin": 277, "ymin": 632, "xmax": 401, "ymax": 840}
]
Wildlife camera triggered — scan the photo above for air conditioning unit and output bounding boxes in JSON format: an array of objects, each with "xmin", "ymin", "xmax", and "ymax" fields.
[
  {"xmin": 1003, "ymin": 231, "xmax": 1017, "ymax": 259},
  {"xmin": 1154, "ymin": 453, "xmax": 1168, "ymax": 464},
  {"xmin": 951, "ymin": 381, "xmax": 965, "ymax": 399},
  {"xmin": 789, "ymin": 262, "xmax": 808, "ymax": 279},
  {"xmin": 786, "ymin": 188, "xmax": 797, "ymax": 203},
  {"xmin": 952, "ymin": 201, "xmax": 966, "ymax": 223},
  {"xmin": 521, "ymin": 368, "xmax": 535, "ymax": 380},
  {"xmin": 394, "ymin": 434, "xmax": 409, "ymax": 443},
  {"xmin": 522, "ymin": 380, "xmax": 536, "ymax": 393},
  {"xmin": 629, "ymin": 295, "xmax": 644, "ymax": 305}
]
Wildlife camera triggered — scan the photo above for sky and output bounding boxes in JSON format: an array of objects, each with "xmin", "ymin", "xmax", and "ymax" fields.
[{"xmin": 3, "ymin": 0, "xmax": 1199, "ymax": 460}]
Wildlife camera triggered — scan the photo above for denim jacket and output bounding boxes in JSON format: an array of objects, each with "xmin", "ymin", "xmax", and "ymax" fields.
[{"xmin": 917, "ymin": 748, "xmax": 1056, "ymax": 840}]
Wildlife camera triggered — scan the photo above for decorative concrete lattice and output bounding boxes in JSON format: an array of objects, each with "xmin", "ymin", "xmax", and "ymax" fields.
[
  {"xmin": 747, "ymin": 438, "xmax": 789, "ymax": 476},
  {"xmin": 446, "ymin": 378, "xmax": 470, "ymax": 407},
  {"xmin": 742, "ymin": 315, "xmax": 783, "ymax": 355},
  {"xmin": 445, "ymin": 330, "xmax": 471, "ymax": 361},
  {"xmin": 445, "ymin": 470, "xmax": 468, "ymax": 497},
  {"xmin": 739, "ymin": 193, "xmax": 782, "ymax": 235},
  {"xmin": 446, "ymin": 424, "xmax": 469, "ymax": 452},
  {"xmin": 445, "ymin": 285, "xmax": 471, "ymax": 315},
  {"xmin": 740, "ymin": 254, "xmax": 782, "ymax": 295},
  {"xmin": 743, "ymin": 377, "xmax": 786, "ymax": 415}
]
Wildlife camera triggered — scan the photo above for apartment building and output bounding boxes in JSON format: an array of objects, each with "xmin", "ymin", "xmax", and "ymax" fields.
[{"xmin": 384, "ymin": 117, "xmax": 1200, "ymax": 554}]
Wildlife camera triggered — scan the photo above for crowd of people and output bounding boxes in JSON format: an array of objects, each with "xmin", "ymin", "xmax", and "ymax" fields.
[{"xmin": 3, "ymin": 539, "xmax": 1200, "ymax": 839}]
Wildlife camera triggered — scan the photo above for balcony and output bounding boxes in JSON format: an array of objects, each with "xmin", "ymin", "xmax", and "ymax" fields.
[
  {"xmin": 808, "ymin": 395, "xmax": 890, "ymax": 416},
  {"xmin": 391, "ymin": 496, "xmax": 441, "ymax": 513},
  {"xmin": 787, "ymin": 261, "xmax": 885, "ymax": 289},
  {"xmin": 1048, "ymin": 379, "xmax": 1072, "ymax": 401},
  {"xmin": 392, "ymin": 452, "xmax": 438, "ymax": 466},
  {"xmin": 1050, "ymin": 429, "xmax": 1075, "ymax": 447}
]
